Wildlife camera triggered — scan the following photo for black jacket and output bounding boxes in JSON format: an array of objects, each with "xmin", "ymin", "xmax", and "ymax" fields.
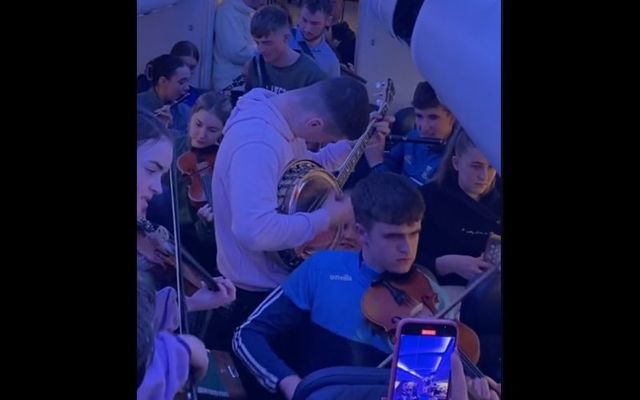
[{"xmin": 416, "ymin": 176, "xmax": 501, "ymax": 286}]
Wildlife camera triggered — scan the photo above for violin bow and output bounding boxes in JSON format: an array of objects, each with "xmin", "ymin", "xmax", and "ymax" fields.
[
  {"xmin": 376, "ymin": 248, "xmax": 501, "ymax": 369},
  {"xmin": 168, "ymin": 163, "xmax": 200, "ymax": 400}
]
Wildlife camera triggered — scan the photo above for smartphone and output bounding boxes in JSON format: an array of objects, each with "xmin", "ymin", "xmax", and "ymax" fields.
[{"xmin": 387, "ymin": 318, "xmax": 458, "ymax": 400}]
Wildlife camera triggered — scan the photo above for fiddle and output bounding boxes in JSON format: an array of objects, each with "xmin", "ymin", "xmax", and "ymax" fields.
[
  {"xmin": 176, "ymin": 146, "xmax": 217, "ymax": 210},
  {"xmin": 361, "ymin": 266, "xmax": 488, "ymax": 380},
  {"xmin": 137, "ymin": 218, "xmax": 219, "ymax": 296}
]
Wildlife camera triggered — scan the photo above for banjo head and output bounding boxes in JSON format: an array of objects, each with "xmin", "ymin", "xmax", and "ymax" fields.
[{"xmin": 276, "ymin": 160, "xmax": 344, "ymax": 270}]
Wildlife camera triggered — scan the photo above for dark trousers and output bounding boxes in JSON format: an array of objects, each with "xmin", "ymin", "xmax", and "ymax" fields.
[{"xmin": 203, "ymin": 287, "xmax": 284, "ymax": 399}]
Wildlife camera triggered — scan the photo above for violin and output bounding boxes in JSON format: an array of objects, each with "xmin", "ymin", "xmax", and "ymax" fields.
[
  {"xmin": 176, "ymin": 146, "xmax": 217, "ymax": 210},
  {"xmin": 137, "ymin": 218, "xmax": 219, "ymax": 296},
  {"xmin": 361, "ymin": 266, "xmax": 489, "ymax": 381}
]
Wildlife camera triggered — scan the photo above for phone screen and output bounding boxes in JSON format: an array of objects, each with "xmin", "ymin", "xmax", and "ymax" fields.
[{"xmin": 389, "ymin": 322, "xmax": 457, "ymax": 400}]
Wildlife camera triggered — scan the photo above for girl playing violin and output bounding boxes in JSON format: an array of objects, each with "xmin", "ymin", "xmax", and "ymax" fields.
[
  {"xmin": 146, "ymin": 91, "xmax": 232, "ymax": 274},
  {"xmin": 137, "ymin": 108, "xmax": 235, "ymax": 310},
  {"xmin": 137, "ymin": 110, "xmax": 236, "ymax": 399}
]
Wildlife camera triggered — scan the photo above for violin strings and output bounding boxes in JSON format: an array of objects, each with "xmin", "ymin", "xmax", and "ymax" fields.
[{"xmin": 459, "ymin": 351, "xmax": 483, "ymax": 378}]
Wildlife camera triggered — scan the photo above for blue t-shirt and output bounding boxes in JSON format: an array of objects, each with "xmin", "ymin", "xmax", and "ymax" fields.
[
  {"xmin": 373, "ymin": 129, "xmax": 447, "ymax": 186},
  {"xmin": 233, "ymin": 250, "xmax": 452, "ymax": 393},
  {"xmin": 288, "ymin": 27, "xmax": 341, "ymax": 78}
]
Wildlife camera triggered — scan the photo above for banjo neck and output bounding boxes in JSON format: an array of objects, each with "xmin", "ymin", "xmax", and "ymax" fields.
[{"xmin": 335, "ymin": 79, "xmax": 395, "ymax": 189}]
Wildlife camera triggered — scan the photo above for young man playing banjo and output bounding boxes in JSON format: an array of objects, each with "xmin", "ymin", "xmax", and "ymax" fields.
[{"xmin": 209, "ymin": 78, "xmax": 392, "ymax": 394}]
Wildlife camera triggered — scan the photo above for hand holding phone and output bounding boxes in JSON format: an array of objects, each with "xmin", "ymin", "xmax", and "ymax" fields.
[{"xmin": 388, "ymin": 318, "xmax": 458, "ymax": 400}]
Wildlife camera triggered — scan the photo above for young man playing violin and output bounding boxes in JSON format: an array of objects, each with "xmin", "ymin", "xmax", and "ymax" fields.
[{"xmin": 234, "ymin": 172, "xmax": 498, "ymax": 399}]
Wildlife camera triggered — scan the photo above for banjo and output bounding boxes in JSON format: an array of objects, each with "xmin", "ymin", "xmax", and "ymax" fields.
[{"xmin": 275, "ymin": 79, "xmax": 396, "ymax": 270}]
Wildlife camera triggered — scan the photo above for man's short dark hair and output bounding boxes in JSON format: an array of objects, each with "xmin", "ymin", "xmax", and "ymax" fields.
[
  {"xmin": 351, "ymin": 172, "xmax": 425, "ymax": 231},
  {"xmin": 251, "ymin": 5, "xmax": 290, "ymax": 38},
  {"xmin": 303, "ymin": 77, "xmax": 370, "ymax": 140},
  {"xmin": 302, "ymin": 0, "xmax": 333, "ymax": 16},
  {"xmin": 412, "ymin": 81, "xmax": 448, "ymax": 111}
]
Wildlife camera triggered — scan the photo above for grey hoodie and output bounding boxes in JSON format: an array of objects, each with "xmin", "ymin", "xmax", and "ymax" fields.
[{"xmin": 212, "ymin": 89, "xmax": 352, "ymax": 290}]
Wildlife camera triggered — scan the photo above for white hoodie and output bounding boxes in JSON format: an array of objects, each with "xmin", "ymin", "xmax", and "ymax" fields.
[
  {"xmin": 212, "ymin": 0, "xmax": 256, "ymax": 91},
  {"xmin": 212, "ymin": 89, "xmax": 353, "ymax": 291}
]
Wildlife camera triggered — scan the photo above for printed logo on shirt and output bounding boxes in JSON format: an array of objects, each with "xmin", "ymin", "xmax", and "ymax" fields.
[
  {"xmin": 266, "ymin": 85, "xmax": 287, "ymax": 94},
  {"xmin": 329, "ymin": 274, "xmax": 353, "ymax": 281},
  {"xmin": 461, "ymin": 228, "xmax": 490, "ymax": 236}
]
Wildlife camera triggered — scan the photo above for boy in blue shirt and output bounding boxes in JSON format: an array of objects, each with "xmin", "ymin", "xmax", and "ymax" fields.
[
  {"xmin": 366, "ymin": 81, "xmax": 457, "ymax": 186},
  {"xmin": 233, "ymin": 172, "xmax": 451, "ymax": 399}
]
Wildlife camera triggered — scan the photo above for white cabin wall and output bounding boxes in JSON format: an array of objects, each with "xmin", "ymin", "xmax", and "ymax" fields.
[
  {"xmin": 354, "ymin": 0, "xmax": 423, "ymax": 114},
  {"xmin": 137, "ymin": 0, "xmax": 216, "ymax": 89}
]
